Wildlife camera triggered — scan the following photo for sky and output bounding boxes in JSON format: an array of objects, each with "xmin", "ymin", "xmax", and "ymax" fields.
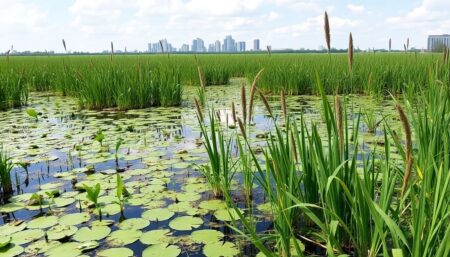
[{"xmin": 1, "ymin": 0, "xmax": 449, "ymax": 53}]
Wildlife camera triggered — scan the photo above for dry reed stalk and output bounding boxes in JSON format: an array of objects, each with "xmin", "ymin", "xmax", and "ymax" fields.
[
  {"xmin": 389, "ymin": 38, "xmax": 392, "ymax": 53},
  {"xmin": 397, "ymin": 104, "xmax": 412, "ymax": 197},
  {"xmin": 335, "ymin": 95, "xmax": 344, "ymax": 157},
  {"xmin": 258, "ymin": 89, "xmax": 273, "ymax": 118},
  {"xmin": 404, "ymin": 44, "xmax": 407, "ymax": 53},
  {"xmin": 194, "ymin": 98, "xmax": 203, "ymax": 122},
  {"xmin": 348, "ymin": 33, "xmax": 354, "ymax": 75},
  {"xmin": 248, "ymin": 69, "xmax": 265, "ymax": 124},
  {"xmin": 237, "ymin": 118, "xmax": 246, "ymax": 140},
  {"xmin": 241, "ymin": 81, "xmax": 247, "ymax": 124},
  {"xmin": 216, "ymin": 111, "xmax": 221, "ymax": 122},
  {"xmin": 324, "ymin": 12, "xmax": 331, "ymax": 53},
  {"xmin": 231, "ymin": 102, "xmax": 237, "ymax": 124},
  {"xmin": 197, "ymin": 66, "xmax": 206, "ymax": 89},
  {"xmin": 281, "ymin": 90, "xmax": 287, "ymax": 118},
  {"xmin": 290, "ymin": 130, "xmax": 298, "ymax": 163},
  {"xmin": 110, "ymin": 42, "xmax": 114, "ymax": 61},
  {"xmin": 406, "ymin": 38, "xmax": 410, "ymax": 50},
  {"xmin": 62, "ymin": 39, "xmax": 67, "ymax": 52},
  {"xmin": 266, "ymin": 45, "xmax": 272, "ymax": 57}
]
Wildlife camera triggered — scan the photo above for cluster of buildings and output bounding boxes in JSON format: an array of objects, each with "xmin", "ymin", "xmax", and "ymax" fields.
[
  {"xmin": 427, "ymin": 34, "xmax": 450, "ymax": 52},
  {"xmin": 148, "ymin": 35, "xmax": 260, "ymax": 53}
]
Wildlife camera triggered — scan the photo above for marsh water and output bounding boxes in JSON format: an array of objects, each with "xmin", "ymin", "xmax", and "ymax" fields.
[{"xmin": 0, "ymin": 79, "xmax": 400, "ymax": 257}]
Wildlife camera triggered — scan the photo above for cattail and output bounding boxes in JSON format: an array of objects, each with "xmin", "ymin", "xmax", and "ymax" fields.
[
  {"xmin": 110, "ymin": 42, "xmax": 114, "ymax": 61},
  {"xmin": 281, "ymin": 90, "xmax": 287, "ymax": 118},
  {"xmin": 159, "ymin": 40, "xmax": 164, "ymax": 54},
  {"xmin": 258, "ymin": 89, "xmax": 273, "ymax": 118},
  {"xmin": 348, "ymin": 33, "xmax": 354, "ymax": 75},
  {"xmin": 335, "ymin": 95, "xmax": 344, "ymax": 158},
  {"xmin": 194, "ymin": 98, "xmax": 203, "ymax": 122},
  {"xmin": 397, "ymin": 104, "xmax": 412, "ymax": 197},
  {"xmin": 266, "ymin": 45, "xmax": 272, "ymax": 57},
  {"xmin": 404, "ymin": 44, "xmax": 407, "ymax": 53},
  {"xmin": 6, "ymin": 50, "xmax": 10, "ymax": 63},
  {"xmin": 324, "ymin": 12, "xmax": 331, "ymax": 53},
  {"xmin": 290, "ymin": 130, "xmax": 298, "ymax": 163},
  {"xmin": 241, "ymin": 81, "xmax": 247, "ymax": 124},
  {"xmin": 389, "ymin": 38, "xmax": 391, "ymax": 53},
  {"xmin": 62, "ymin": 39, "xmax": 67, "ymax": 52},
  {"xmin": 231, "ymin": 102, "xmax": 237, "ymax": 124},
  {"xmin": 216, "ymin": 111, "xmax": 221, "ymax": 122},
  {"xmin": 367, "ymin": 72, "xmax": 372, "ymax": 94},
  {"xmin": 406, "ymin": 38, "xmax": 409, "ymax": 50},
  {"xmin": 237, "ymin": 118, "xmax": 246, "ymax": 140},
  {"xmin": 248, "ymin": 69, "xmax": 265, "ymax": 124},
  {"xmin": 197, "ymin": 66, "xmax": 206, "ymax": 89}
]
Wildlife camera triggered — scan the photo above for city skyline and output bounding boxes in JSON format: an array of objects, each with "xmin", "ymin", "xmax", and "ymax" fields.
[{"xmin": 1, "ymin": 0, "xmax": 449, "ymax": 53}]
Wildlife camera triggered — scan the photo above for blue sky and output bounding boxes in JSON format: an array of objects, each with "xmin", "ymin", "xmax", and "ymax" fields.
[{"xmin": 1, "ymin": 0, "xmax": 448, "ymax": 52}]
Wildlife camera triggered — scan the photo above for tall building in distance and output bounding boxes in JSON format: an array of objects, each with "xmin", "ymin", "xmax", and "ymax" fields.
[
  {"xmin": 253, "ymin": 39, "xmax": 260, "ymax": 51},
  {"xmin": 180, "ymin": 44, "xmax": 189, "ymax": 52},
  {"xmin": 148, "ymin": 39, "xmax": 175, "ymax": 53},
  {"xmin": 223, "ymin": 35, "xmax": 236, "ymax": 52},
  {"xmin": 192, "ymin": 38, "xmax": 206, "ymax": 52},
  {"xmin": 215, "ymin": 40, "xmax": 221, "ymax": 52},
  {"xmin": 428, "ymin": 34, "xmax": 450, "ymax": 52},
  {"xmin": 208, "ymin": 43, "xmax": 216, "ymax": 52},
  {"xmin": 237, "ymin": 41, "xmax": 246, "ymax": 52}
]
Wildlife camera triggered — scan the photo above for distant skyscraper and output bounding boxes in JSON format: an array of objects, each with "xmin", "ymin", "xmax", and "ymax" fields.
[
  {"xmin": 208, "ymin": 43, "xmax": 215, "ymax": 52},
  {"xmin": 223, "ymin": 35, "xmax": 236, "ymax": 52},
  {"xmin": 237, "ymin": 41, "xmax": 246, "ymax": 52},
  {"xmin": 181, "ymin": 44, "xmax": 189, "ymax": 52},
  {"xmin": 215, "ymin": 40, "xmax": 221, "ymax": 52},
  {"xmin": 148, "ymin": 39, "xmax": 174, "ymax": 53},
  {"xmin": 253, "ymin": 39, "xmax": 260, "ymax": 51},
  {"xmin": 192, "ymin": 38, "xmax": 206, "ymax": 52},
  {"xmin": 427, "ymin": 34, "xmax": 450, "ymax": 51}
]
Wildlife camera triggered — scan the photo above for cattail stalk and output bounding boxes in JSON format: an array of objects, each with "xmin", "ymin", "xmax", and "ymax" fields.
[
  {"xmin": 404, "ymin": 44, "xmax": 407, "ymax": 53},
  {"xmin": 266, "ymin": 45, "xmax": 272, "ymax": 57},
  {"xmin": 241, "ymin": 82, "xmax": 247, "ymax": 124},
  {"xmin": 231, "ymin": 102, "xmax": 237, "ymax": 124},
  {"xmin": 348, "ymin": 33, "xmax": 354, "ymax": 75},
  {"xmin": 197, "ymin": 66, "xmax": 206, "ymax": 89},
  {"xmin": 6, "ymin": 50, "xmax": 10, "ymax": 64},
  {"xmin": 397, "ymin": 104, "xmax": 412, "ymax": 197},
  {"xmin": 389, "ymin": 38, "xmax": 392, "ymax": 53},
  {"xmin": 248, "ymin": 69, "xmax": 265, "ymax": 124},
  {"xmin": 290, "ymin": 130, "xmax": 298, "ymax": 163},
  {"xmin": 258, "ymin": 89, "xmax": 273, "ymax": 118},
  {"xmin": 194, "ymin": 98, "xmax": 203, "ymax": 122},
  {"xmin": 281, "ymin": 90, "xmax": 287, "ymax": 118},
  {"xmin": 62, "ymin": 39, "xmax": 67, "ymax": 53},
  {"xmin": 406, "ymin": 38, "xmax": 410, "ymax": 50},
  {"xmin": 237, "ymin": 118, "xmax": 246, "ymax": 140},
  {"xmin": 324, "ymin": 12, "xmax": 331, "ymax": 53},
  {"xmin": 110, "ymin": 42, "xmax": 114, "ymax": 61},
  {"xmin": 335, "ymin": 95, "xmax": 344, "ymax": 158}
]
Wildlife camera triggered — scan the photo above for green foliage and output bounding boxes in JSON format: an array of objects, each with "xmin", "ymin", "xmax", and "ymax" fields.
[
  {"xmin": 26, "ymin": 108, "xmax": 38, "ymax": 121},
  {"xmin": 94, "ymin": 129, "xmax": 105, "ymax": 146},
  {"xmin": 0, "ymin": 146, "xmax": 14, "ymax": 195}
]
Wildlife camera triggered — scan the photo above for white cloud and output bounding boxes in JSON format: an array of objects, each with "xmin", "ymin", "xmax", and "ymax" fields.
[
  {"xmin": 0, "ymin": 1, "xmax": 47, "ymax": 29},
  {"xmin": 347, "ymin": 4, "xmax": 365, "ymax": 13}
]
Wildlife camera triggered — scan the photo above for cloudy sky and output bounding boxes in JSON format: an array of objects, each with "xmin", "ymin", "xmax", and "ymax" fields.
[{"xmin": 1, "ymin": 0, "xmax": 449, "ymax": 52}]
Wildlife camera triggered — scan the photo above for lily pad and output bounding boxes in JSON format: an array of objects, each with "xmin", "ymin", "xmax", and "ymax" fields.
[
  {"xmin": 117, "ymin": 218, "xmax": 149, "ymax": 230},
  {"xmin": 27, "ymin": 216, "xmax": 58, "ymax": 229},
  {"xmin": 59, "ymin": 212, "xmax": 90, "ymax": 226},
  {"xmin": 73, "ymin": 226, "xmax": 111, "ymax": 242},
  {"xmin": 140, "ymin": 229, "xmax": 172, "ymax": 245},
  {"xmin": 0, "ymin": 222, "xmax": 26, "ymax": 237},
  {"xmin": 142, "ymin": 243, "xmax": 181, "ymax": 257},
  {"xmin": 142, "ymin": 208, "xmax": 174, "ymax": 222},
  {"xmin": 199, "ymin": 200, "xmax": 227, "ymax": 211},
  {"xmin": 25, "ymin": 240, "xmax": 61, "ymax": 255},
  {"xmin": 0, "ymin": 237, "xmax": 11, "ymax": 248},
  {"xmin": 44, "ymin": 242, "xmax": 81, "ymax": 257},
  {"xmin": 169, "ymin": 216, "xmax": 203, "ymax": 231},
  {"xmin": 107, "ymin": 230, "xmax": 142, "ymax": 246},
  {"xmin": 0, "ymin": 203, "xmax": 24, "ymax": 213},
  {"xmin": 11, "ymin": 229, "xmax": 44, "ymax": 244},
  {"xmin": 213, "ymin": 209, "xmax": 242, "ymax": 222},
  {"xmin": 97, "ymin": 247, "xmax": 134, "ymax": 257},
  {"xmin": 191, "ymin": 229, "xmax": 224, "ymax": 244},
  {"xmin": 203, "ymin": 242, "xmax": 239, "ymax": 257},
  {"xmin": 46, "ymin": 225, "xmax": 78, "ymax": 240},
  {"xmin": 0, "ymin": 244, "xmax": 24, "ymax": 257}
]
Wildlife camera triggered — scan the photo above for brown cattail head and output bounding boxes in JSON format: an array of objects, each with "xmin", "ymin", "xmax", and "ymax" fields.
[
  {"xmin": 241, "ymin": 81, "xmax": 247, "ymax": 124},
  {"xmin": 237, "ymin": 118, "xmax": 247, "ymax": 140},
  {"xmin": 397, "ymin": 104, "xmax": 412, "ymax": 197},
  {"xmin": 281, "ymin": 90, "xmax": 287, "ymax": 118},
  {"xmin": 324, "ymin": 12, "xmax": 331, "ymax": 53},
  {"xmin": 406, "ymin": 38, "xmax": 409, "ymax": 50},
  {"xmin": 231, "ymin": 102, "xmax": 237, "ymax": 124},
  {"xmin": 335, "ymin": 95, "xmax": 344, "ymax": 158},
  {"xmin": 197, "ymin": 66, "xmax": 206, "ymax": 89},
  {"xmin": 216, "ymin": 111, "xmax": 221, "ymax": 122},
  {"xmin": 110, "ymin": 42, "xmax": 114, "ymax": 61},
  {"xmin": 248, "ymin": 68, "xmax": 265, "ymax": 124},
  {"xmin": 348, "ymin": 32, "xmax": 354, "ymax": 75},
  {"xmin": 194, "ymin": 98, "xmax": 203, "ymax": 122},
  {"xmin": 62, "ymin": 39, "xmax": 67, "ymax": 52},
  {"xmin": 258, "ymin": 89, "xmax": 273, "ymax": 118},
  {"xmin": 266, "ymin": 45, "xmax": 272, "ymax": 56},
  {"xmin": 159, "ymin": 40, "xmax": 164, "ymax": 53},
  {"xmin": 389, "ymin": 38, "xmax": 392, "ymax": 52}
]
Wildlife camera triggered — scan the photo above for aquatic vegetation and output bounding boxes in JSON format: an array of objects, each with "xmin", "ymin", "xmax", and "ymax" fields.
[
  {"xmin": 26, "ymin": 108, "xmax": 38, "ymax": 121},
  {"xmin": 82, "ymin": 183, "xmax": 102, "ymax": 220},
  {"xmin": 0, "ymin": 146, "xmax": 14, "ymax": 196},
  {"xmin": 113, "ymin": 174, "xmax": 129, "ymax": 217}
]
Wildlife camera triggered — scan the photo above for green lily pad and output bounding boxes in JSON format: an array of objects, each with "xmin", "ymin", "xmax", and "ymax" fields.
[
  {"xmin": 11, "ymin": 229, "xmax": 44, "ymax": 244},
  {"xmin": 199, "ymin": 200, "xmax": 227, "ymax": 211},
  {"xmin": 0, "ymin": 203, "xmax": 24, "ymax": 213},
  {"xmin": 52, "ymin": 197, "xmax": 75, "ymax": 208},
  {"xmin": 203, "ymin": 242, "xmax": 239, "ymax": 257},
  {"xmin": 117, "ymin": 218, "xmax": 149, "ymax": 230},
  {"xmin": 96, "ymin": 204, "xmax": 121, "ymax": 216},
  {"xmin": 73, "ymin": 226, "xmax": 111, "ymax": 242},
  {"xmin": 59, "ymin": 212, "xmax": 90, "ymax": 226},
  {"xmin": 46, "ymin": 225, "xmax": 78, "ymax": 240},
  {"xmin": 27, "ymin": 216, "xmax": 58, "ymax": 229},
  {"xmin": 213, "ymin": 209, "xmax": 242, "ymax": 222},
  {"xmin": 0, "ymin": 222, "xmax": 26, "ymax": 237},
  {"xmin": 97, "ymin": 247, "xmax": 134, "ymax": 257},
  {"xmin": 25, "ymin": 240, "xmax": 61, "ymax": 255},
  {"xmin": 0, "ymin": 244, "xmax": 24, "ymax": 257},
  {"xmin": 77, "ymin": 241, "xmax": 99, "ymax": 252},
  {"xmin": 191, "ymin": 229, "xmax": 224, "ymax": 244},
  {"xmin": 142, "ymin": 208, "xmax": 174, "ymax": 221},
  {"xmin": 44, "ymin": 242, "xmax": 81, "ymax": 257},
  {"xmin": 91, "ymin": 219, "xmax": 114, "ymax": 226},
  {"xmin": 169, "ymin": 216, "xmax": 203, "ymax": 231},
  {"xmin": 107, "ymin": 230, "xmax": 142, "ymax": 246},
  {"xmin": 175, "ymin": 192, "xmax": 201, "ymax": 202},
  {"xmin": 142, "ymin": 243, "xmax": 181, "ymax": 257},
  {"xmin": 0, "ymin": 237, "xmax": 11, "ymax": 248},
  {"xmin": 140, "ymin": 229, "xmax": 172, "ymax": 245}
]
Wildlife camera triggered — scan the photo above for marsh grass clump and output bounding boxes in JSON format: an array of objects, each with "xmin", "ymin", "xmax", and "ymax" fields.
[{"xmin": 0, "ymin": 146, "xmax": 14, "ymax": 196}]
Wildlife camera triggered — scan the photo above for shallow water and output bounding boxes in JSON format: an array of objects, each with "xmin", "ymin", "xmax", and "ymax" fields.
[{"xmin": 0, "ymin": 79, "xmax": 401, "ymax": 257}]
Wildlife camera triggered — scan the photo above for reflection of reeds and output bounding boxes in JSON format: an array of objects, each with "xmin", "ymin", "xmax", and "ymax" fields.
[
  {"xmin": 324, "ymin": 12, "xmax": 331, "ymax": 53},
  {"xmin": 397, "ymin": 104, "xmax": 412, "ymax": 197}
]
